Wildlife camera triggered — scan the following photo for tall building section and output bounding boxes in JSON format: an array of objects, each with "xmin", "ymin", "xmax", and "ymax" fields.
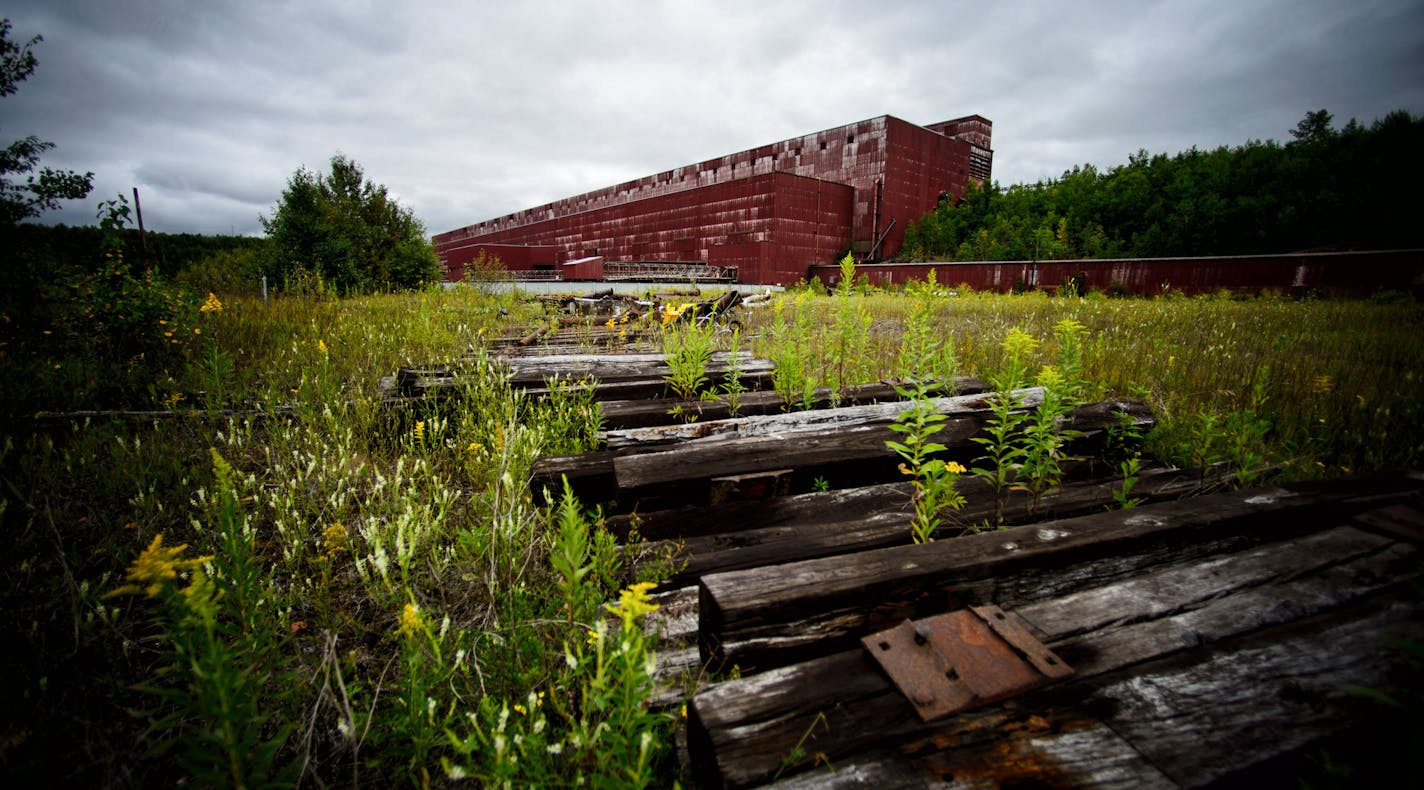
[{"xmin": 434, "ymin": 113, "xmax": 992, "ymax": 285}]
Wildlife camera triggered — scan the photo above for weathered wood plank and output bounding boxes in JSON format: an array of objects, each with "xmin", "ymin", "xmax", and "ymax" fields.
[
  {"xmin": 598, "ymin": 378, "xmax": 991, "ymax": 431},
  {"xmin": 766, "ymin": 721, "xmax": 1176, "ymax": 789},
  {"xmin": 1078, "ymin": 597, "xmax": 1423, "ymax": 787},
  {"xmin": 612, "ymin": 392, "xmax": 1151, "ymax": 496},
  {"xmin": 688, "ymin": 522, "xmax": 1421, "ymax": 787},
  {"xmin": 505, "ymin": 351, "xmax": 772, "ymax": 386},
  {"xmin": 699, "ymin": 475, "xmax": 1424, "ymax": 671},
  {"xmin": 520, "ymin": 371, "xmax": 775, "ymax": 403},
  {"xmin": 607, "ymin": 388, "xmax": 1045, "ymax": 454},
  {"xmin": 614, "ymin": 397, "xmax": 1152, "ymax": 490},
  {"xmin": 379, "ymin": 352, "xmax": 775, "ymax": 403},
  {"xmin": 635, "ymin": 465, "xmax": 1226, "ymax": 587}
]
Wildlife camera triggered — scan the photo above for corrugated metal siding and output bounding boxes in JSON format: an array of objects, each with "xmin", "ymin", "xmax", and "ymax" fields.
[
  {"xmin": 437, "ymin": 173, "xmax": 853, "ymax": 286},
  {"xmin": 441, "ymin": 242, "xmax": 557, "ymax": 280},
  {"xmin": 807, "ymin": 251, "xmax": 1424, "ymax": 296},
  {"xmin": 434, "ymin": 113, "xmax": 986, "ymax": 284}
]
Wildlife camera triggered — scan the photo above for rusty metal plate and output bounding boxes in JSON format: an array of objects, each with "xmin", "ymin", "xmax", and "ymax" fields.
[{"xmin": 862, "ymin": 607, "xmax": 1073, "ymax": 722}]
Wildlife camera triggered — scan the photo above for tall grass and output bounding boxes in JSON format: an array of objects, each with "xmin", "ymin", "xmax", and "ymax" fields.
[
  {"xmin": 2, "ymin": 283, "xmax": 1421, "ymax": 785},
  {"xmin": 751, "ymin": 287, "xmax": 1424, "ymax": 475}
]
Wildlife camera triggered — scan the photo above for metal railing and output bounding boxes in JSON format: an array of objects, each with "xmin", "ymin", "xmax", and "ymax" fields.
[{"xmin": 602, "ymin": 261, "xmax": 738, "ymax": 283}]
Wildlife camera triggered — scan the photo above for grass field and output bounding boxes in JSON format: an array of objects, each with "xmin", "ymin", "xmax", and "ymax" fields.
[{"xmin": 2, "ymin": 283, "xmax": 1421, "ymax": 785}]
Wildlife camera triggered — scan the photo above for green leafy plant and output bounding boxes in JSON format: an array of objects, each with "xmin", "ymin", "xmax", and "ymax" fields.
[
  {"xmin": 108, "ymin": 449, "xmax": 295, "ymax": 788},
  {"xmin": 662, "ymin": 317, "xmax": 716, "ymax": 408},
  {"xmin": 971, "ymin": 327, "xmax": 1040, "ymax": 527},
  {"xmin": 827, "ymin": 252, "xmax": 873, "ymax": 402},
  {"xmin": 1113, "ymin": 453, "xmax": 1144, "ymax": 509},
  {"xmin": 767, "ymin": 293, "xmax": 818, "ymax": 411},
  {"xmin": 888, "ymin": 299, "xmax": 968, "ymax": 542},
  {"xmin": 1016, "ymin": 365, "xmax": 1081, "ymax": 515},
  {"xmin": 721, "ymin": 327, "xmax": 747, "ymax": 417}
]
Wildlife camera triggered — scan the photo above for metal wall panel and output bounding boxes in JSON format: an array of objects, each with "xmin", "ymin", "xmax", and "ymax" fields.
[
  {"xmin": 807, "ymin": 250, "xmax": 1424, "ymax": 296},
  {"xmin": 434, "ymin": 113, "xmax": 987, "ymax": 283}
]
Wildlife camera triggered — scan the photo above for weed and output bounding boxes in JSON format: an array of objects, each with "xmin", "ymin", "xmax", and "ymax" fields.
[
  {"xmin": 766, "ymin": 294, "xmax": 818, "ymax": 411},
  {"xmin": 1112, "ymin": 453, "xmax": 1144, "ymax": 509},
  {"xmin": 971, "ymin": 328, "xmax": 1040, "ymax": 527},
  {"xmin": 662, "ymin": 317, "xmax": 716, "ymax": 407},
  {"xmin": 826, "ymin": 252, "xmax": 874, "ymax": 402},
  {"xmin": 721, "ymin": 327, "xmax": 747, "ymax": 417},
  {"xmin": 888, "ymin": 299, "xmax": 968, "ymax": 542},
  {"xmin": 1017, "ymin": 365, "xmax": 1081, "ymax": 515}
]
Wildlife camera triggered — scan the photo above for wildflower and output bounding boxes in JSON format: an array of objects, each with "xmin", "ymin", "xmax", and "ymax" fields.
[
  {"xmin": 397, "ymin": 602, "xmax": 425, "ymax": 638},
  {"xmin": 317, "ymin": 339, "xmax": 328, "ymax": 354},
  {"xmin": 322, "ymin": 521, "xmax": 348, "ymax": 557},
  {"xmin": 606, "ymin": 581, "xmax": 660, "ymax": 623},
  {"xmin": 200, "ymin": 293, "xmax": 224, "ymax": 313},
  {"xmin": 513, "ymin": 703, "xmax": 527, "ymax": 715},
  {"xmin": 176, "ymin": 566, "xmax": 218, "ymax": 619},
  {"xmin": 1001, "ymin": 327, "xmax": 1040, "ymax": 359},
  {"xmin": 107, "ymin": 533, "xmax": 214, "ymax": 598},
  {"xmin": 412, "ymin": 421, "xmax": 426, "ymax": 443},
  {"xmin": 465, "ymin": 441, "xmax": 483, "ymax": 453},
  {"xmin": 946, "ymin": 461, "xmax": 967, "ymax": 475}
]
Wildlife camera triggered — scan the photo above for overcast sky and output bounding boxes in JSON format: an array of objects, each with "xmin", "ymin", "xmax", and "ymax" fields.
[{"xmin": 5, "ymin": 0, "xmax": 1423, "ymax": 237}]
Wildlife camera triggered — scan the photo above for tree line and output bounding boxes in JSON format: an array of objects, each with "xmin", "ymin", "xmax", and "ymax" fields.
[{"xmin": 899, "ymin": 109, "xmax": 1424, "ymax": 262}]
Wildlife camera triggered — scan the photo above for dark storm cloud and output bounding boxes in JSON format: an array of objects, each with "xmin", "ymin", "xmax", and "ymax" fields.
[{"xmin": 3, "ymin": 0, "xmax": 1422, "ymax": 237}]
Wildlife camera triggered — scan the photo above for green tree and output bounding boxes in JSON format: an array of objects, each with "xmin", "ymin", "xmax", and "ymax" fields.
[
  {"xmin": 0, "ymin": 19, "xmax": 93, "ymax": 225},
  {"xmin": 900, "ymin": 108, "xmax": 1424, "ymax": 262},
  {"xmin": 260, "ymin": 154, "xmax": 439, "ymax": 293}
]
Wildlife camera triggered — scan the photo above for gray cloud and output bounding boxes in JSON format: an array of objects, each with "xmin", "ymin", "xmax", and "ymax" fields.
[{"xmin": 4, "ymin": 0, "xmax": 1422, "ymax": 237}]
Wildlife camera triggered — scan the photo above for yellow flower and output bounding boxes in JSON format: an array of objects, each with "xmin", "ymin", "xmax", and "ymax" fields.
[
  {"xmin": 199, "ymin": 293, "xmax": 224, "ymax": 313},
  {"xmin": 412, "ymin": 421, "xmax": 426, "ymax": 443},
  {"xmin": 946, "ymin": 461, "xmax": 967, "ymax": 475},
  {"xmin": 317, "ymin": 339, "xmax": 328, "ymax": 354},
  {"xmin": 397, "ymin": 602, "xmax": 424, "ymax": 638},
  {"xmin": 606, "ymin": 581, "xmax": 660, "ymax": 623},
  {"xmin": 107, "ymin": 533, "xmax": 214, "ymax": 598},
  {"xmin": 321, "ymin": 522, "xmax": 348, "ymax": 558}
]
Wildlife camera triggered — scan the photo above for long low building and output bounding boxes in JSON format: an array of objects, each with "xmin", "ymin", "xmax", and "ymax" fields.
[{"xmin": 434, "ymin": 114, "xmax": 992, "ymax": 285}]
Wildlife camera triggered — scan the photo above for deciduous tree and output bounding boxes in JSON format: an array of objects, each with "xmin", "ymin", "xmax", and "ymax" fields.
[
  {"xmin": 260, "ymin": 154, "xmax": 439, "ymax": 293},
  {"xmin": 0, "ymin": 19, "xmax": 93, "ymax": 225}
]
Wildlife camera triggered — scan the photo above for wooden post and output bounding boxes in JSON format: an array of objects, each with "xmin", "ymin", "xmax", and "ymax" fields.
[{"xmin": 132, "ymin": 187, "xmax": 149, "ymax": 271}]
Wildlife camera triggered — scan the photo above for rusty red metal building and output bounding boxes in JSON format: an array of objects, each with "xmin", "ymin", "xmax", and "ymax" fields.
[
  {"xmin": 434, "ymin": 114, "xmax": 993, "ymax": 285},
  {"xmin": 806, "ymin": 250, "xmax": 1424, "ymax": 297}
]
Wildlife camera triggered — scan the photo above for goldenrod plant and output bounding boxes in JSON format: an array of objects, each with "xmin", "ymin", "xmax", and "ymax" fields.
[
  {"xmin": 971, "ymin": 327, "xmax": 1040, "ymax": 527},
  {"xmin": 887, "ymin": 299, "xmax": 967, "ymax": 542}
]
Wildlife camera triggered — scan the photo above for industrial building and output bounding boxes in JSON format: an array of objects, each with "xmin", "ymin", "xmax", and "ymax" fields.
[{"xmin": 433, "ymin": 114, "xmax": 993, "ymax": 285}]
